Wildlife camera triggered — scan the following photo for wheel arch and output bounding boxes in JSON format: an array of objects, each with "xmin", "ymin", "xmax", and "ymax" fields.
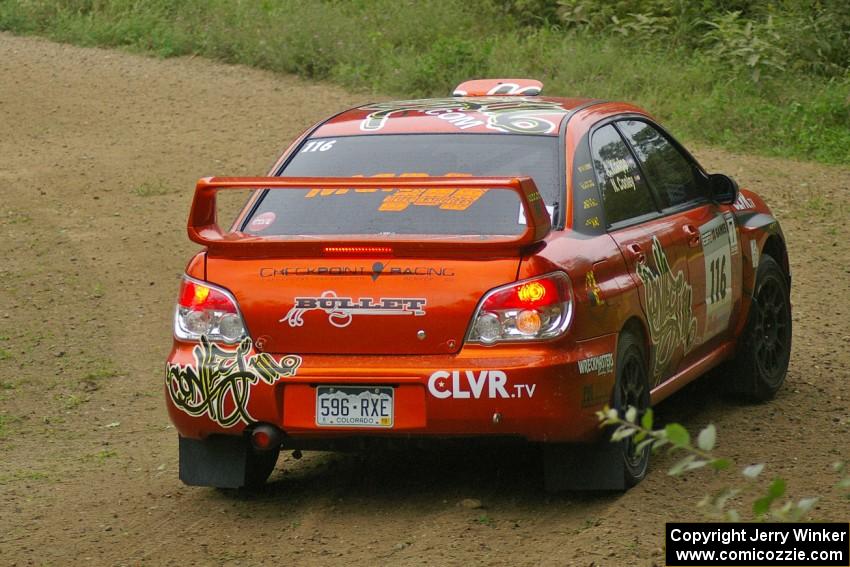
[
  {"xmin": 761, "ymin": 233, "xmax": 791, "ymax": 285},
  {"xmin": 621, "ymin": 316, "xmax": 649, "ymax": 360}
]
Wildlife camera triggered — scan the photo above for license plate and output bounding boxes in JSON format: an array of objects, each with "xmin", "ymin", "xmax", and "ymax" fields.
[{"xmin": 315, "ymin": 386, "xmax": 394, "ymax": 428}]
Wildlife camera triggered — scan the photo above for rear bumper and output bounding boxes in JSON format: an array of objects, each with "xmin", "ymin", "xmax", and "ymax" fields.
[{"xmin": 164, "ymin": 334, "xmax": 617, "ymax": 443}]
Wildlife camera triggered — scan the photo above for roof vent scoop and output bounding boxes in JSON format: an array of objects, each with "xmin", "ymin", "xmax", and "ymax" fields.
[{"xmin": 453, "ymin": 78, "xmax": 543, "ymax": 97}]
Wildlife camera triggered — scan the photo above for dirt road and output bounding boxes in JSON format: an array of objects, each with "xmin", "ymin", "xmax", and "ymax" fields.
[{"xmin": 1, "ymin": 33, "xmax": 848, "ymax": 566}]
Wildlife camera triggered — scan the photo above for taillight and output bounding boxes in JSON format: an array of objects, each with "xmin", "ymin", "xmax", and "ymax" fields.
[
  {"xmin": 173, "ymin": 276, "xmax": 247, "ymax": 343},
  {"xmin": 466, "ymin": 272, "xmax": 574, "ymax": 345}
]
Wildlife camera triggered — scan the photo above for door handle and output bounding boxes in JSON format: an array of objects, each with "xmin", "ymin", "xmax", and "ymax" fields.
[
  {"xmin": 627, "ymin": 243, "xmax": 646, "ymax": 264},
  {"xmin": 683, "ymin": 224, "xmax": 701, "ymax": 248}
]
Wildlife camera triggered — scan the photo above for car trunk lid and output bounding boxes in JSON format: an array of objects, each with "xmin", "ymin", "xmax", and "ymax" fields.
[{"xmin": 190, "ymin": 176, "xmax": 550, "ymax": 355}]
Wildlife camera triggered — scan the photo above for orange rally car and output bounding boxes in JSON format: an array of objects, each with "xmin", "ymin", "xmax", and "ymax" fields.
[{"xmin": 165, "ymin": 78, "xmax": 791, "ymax": 490}]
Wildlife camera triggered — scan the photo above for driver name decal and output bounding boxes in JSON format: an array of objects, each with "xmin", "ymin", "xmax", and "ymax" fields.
[{"xmin": 281, "ymin": 291, "xmax": 426, "ymax": 328}]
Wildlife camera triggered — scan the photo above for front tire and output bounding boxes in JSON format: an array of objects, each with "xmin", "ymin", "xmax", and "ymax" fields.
[{"xmin": 725, "ymin": 255, "xmax": 791, "ymax": 401}]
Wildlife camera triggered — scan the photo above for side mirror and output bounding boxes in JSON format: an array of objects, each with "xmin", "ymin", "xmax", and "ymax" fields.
[{"xmin": 708, "ymin": 173, "xmax": 739, "ymax": 205}]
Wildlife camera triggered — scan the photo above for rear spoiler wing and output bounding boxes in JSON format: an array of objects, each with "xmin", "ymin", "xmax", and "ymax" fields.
[{"xmin": 188, "ymin": 176, "xmax": 551, "ymax": 258}]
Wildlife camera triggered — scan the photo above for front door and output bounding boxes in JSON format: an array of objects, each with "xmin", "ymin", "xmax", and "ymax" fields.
[{"xmin": 615, "ymin": 119, "xmax": 741, "ymax": 357}]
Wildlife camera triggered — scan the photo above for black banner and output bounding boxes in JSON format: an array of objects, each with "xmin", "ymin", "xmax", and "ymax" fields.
[{"xmin": 666, "ymin": 523, "xmax": 849, "ymax": 566}]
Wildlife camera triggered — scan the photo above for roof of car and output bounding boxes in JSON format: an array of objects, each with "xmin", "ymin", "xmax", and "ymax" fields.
[{"xmin": 312, "ymin": 96, "xmax": 597, "ymax": 138}]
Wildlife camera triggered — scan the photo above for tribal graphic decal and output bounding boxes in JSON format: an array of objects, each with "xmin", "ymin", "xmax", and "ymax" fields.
[
  {"xmin": 636, "ymin": 237, "xmax": 698, "ymax": 385},
  {"xmin": 165, "ymin": 336, "xmax": 301, "ymax": 427},
  {"xmin": 359, "ymin": 97, "xmax": 568, "ymax": 135}
]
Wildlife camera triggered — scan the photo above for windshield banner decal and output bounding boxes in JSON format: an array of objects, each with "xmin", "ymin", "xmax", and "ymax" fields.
[{"xmin": 359, "ymin": 97, "xmax": 568, "ymax": 135}]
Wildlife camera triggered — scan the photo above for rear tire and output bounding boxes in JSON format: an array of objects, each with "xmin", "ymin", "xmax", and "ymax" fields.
[
  {"xmin": 243, "ymin": 447, "xmax": 280, "ymax": 490},
  {"xmin": 612, "ymin": 328, "xmax": 651, "ymax": 487},
  {"xmin": 725, "ymin": 255, "xmax": 791, "ymax": 401},
  {"xmin": 542, "ymin": 327, "xmax": 651, "ymax": 492}
]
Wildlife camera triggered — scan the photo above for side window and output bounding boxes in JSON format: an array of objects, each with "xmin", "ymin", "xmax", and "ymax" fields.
[
  {"xmin": 617, "ymin": 120, "xmax": 703, "ymax": 209},
  {"xmin": 591, "ymin": 125, "xmax": 656, "ymax": 226}
]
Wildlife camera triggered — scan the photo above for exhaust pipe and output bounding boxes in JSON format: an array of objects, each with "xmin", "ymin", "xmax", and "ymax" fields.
[{"xmin": 250, "ymin": 424, "xmax": 283, "ymax": 451}]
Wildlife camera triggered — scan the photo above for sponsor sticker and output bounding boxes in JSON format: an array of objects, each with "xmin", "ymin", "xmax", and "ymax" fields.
[
  {"xmin": 750, "ymin": 238, "xmax": 760, "ymax": 269},
  {"xmin": 427, "ymin": 370, "xmax": 536, "ymax": 399},
  {"xmin": 732, "ymin": 192, "xmax": 755, "ymax": 211},
  {"xmin": 581, "ymin": 383, "xmax": 611, "ymax": 408},
  {"xmin": 517, "ymin": 204, "xmax": 555, "ymax": 225},
  {"xmin": 577, "ymin": 353, "xmax": 614, "ymax": 375},
  {"xmin": 248, "ymin": 211, "xmax": 276, "ymax": 232},
  {"xmin": 723, "ymin": 211, "xmax": 739, "ymax": 255},
  {"xmin": 281, "ymin": 291, "xmax": 426, "ymax": 328},
  {"xmin": 259, "ymin": 264, "xmax": 454, "ymax": 280},
  {"xmin": 585, "ymin": 270, "xmax": 605, "ymax": 306}
]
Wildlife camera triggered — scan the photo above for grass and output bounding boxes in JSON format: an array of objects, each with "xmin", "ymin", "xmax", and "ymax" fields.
[
  {"xmin": 0, "ymin": 380, "xmax": 16, "ymax": 402},
  {"xmin": 59, "ymin": 393, "xmax": 85, "ymax": 410},
  {"xmin": 91, "ymin": 449, "xmax": 117, "ymax": 462},
  {"xmin": 2, "ymin": 209, "xmax": 32, "ymax": 225},
  {"xmin": 84, "ymin": 367, "xmax": 117, "ymax": 381},
  {"xmin": 0, "ymin": 0, "xmax": 848, "ymax": 165},
  {"xmin": 0, "ymin": 470, "xmax": 50, "ymax": 485},
  {"xmin": 79, "ymin": 448, "xmax": 118, "ymax": 464},
  {"xmin": 133, "ymin": 180, "xmax": 172, "ymax": 197}
]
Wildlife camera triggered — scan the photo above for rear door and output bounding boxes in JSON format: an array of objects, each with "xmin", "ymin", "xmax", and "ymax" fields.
[
  {"xmin": 616, "ymin": 119, "xmax": 742, "ymax": 353},
  {"xmin": 590, "ymin": 124, "xmax": 697, "ymax": 387}
]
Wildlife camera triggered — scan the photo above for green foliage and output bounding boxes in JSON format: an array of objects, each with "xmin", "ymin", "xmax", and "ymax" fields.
[
  {"xmin": 0, "ymin": 0, "xmax": 848, "ymax": 163},
  {"xmin": 555, "ymin": 0, "xmax": 850, "ymax": 79},
  {"xmin": 701, "ymin": 12, "xmax": 788, "ymax": 82},
  {"xmin": 599, "ymin": 406, "xmax": 850, "ymax": 521}
]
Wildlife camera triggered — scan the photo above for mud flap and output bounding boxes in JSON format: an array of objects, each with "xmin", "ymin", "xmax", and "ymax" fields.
[
  {"xmin": 543, "ymin": 441, "xmax": 626, "ymax": 491},
  {"xmin": 179, "ymin": 435, "xmax": 248, "ymax": 488}
]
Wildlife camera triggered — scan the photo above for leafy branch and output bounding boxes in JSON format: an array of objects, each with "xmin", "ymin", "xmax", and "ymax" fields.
[{"xmin": 597, "ymin": 406, "xmax": 848, "ymax": 521}]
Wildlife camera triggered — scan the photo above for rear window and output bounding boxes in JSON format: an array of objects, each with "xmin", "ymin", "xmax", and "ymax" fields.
[
  {"xmin": 616, "ymin": 120, "xmax": 704, "ymax": 209},
  {"xmin": 590, "ymin": 125, "xmax": 657, "ymax": 226},
  {"xmin": 243, "ymin": 134, "xmax": 560, "ymax": 236}
]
